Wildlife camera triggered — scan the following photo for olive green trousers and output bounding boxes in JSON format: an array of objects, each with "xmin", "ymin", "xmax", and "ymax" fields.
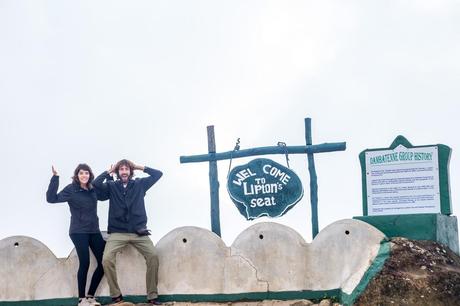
[{"xmin": 102, "ymin": 233, "xmax": 159, "ymax": 300}]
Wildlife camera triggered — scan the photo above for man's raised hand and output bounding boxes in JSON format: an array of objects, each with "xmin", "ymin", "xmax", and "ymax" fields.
[{"xmin": 133, "ymin": 163, "xmax": 145, "ymax": 171}]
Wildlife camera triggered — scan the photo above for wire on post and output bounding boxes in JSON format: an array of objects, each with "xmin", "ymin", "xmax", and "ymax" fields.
[
  {"xmin": 227, "ymin": 138, "xmax": 241, "ymax": 176},
  {"xmin": 277, "ymin": 141, "xmax": 290, "ymax": 168}
]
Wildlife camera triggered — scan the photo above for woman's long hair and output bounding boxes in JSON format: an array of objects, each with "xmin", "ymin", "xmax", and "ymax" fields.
[{"xmin": 72, "ymin": 163, "xmax": 95, "ymax": 188}]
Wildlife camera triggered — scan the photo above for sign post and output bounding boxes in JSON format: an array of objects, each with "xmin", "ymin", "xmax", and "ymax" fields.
[
  {"xmin": 207, "ymin": 125, "xmax": 221, "ymax": 237},
  {"xmin": 305, "ymin": 118, "xmax": 319, "ymax": 238},
  {"xmin": 180, "ymin": 117, "xmax": 346, "ymax": 239}
]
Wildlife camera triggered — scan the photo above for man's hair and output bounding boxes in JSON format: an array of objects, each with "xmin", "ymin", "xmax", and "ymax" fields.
[
  {"xmin": 72, "ymin": 163, "xmax": 95, "ymax": 187},
  {"xmin": 115, "ymin": 159, "xmax": 135, "ymax": 180}
]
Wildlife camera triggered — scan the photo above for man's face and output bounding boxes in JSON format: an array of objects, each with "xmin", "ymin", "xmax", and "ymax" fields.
[{"xmin": 118, "ymin": 165, "xmax": 131, "ymax": 183}]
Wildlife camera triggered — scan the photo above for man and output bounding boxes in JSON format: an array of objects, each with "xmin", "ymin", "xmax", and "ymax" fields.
[{"xmin": 94, "ymin": 159, "xmax": 163, "ymax": 305}]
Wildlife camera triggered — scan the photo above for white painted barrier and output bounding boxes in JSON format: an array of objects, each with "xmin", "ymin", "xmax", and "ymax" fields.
[{"xmin": 0, "ymin": 220, "xmax": 386, "ymax": 303}]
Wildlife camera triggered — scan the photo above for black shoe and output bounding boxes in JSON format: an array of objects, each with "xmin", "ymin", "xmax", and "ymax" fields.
[
  {"xmin": 147, "ymin": 298, "xmax": 162, "ymax": 305},
  {"xmin": 111, "ymin": 295, "xmax": 124, "ymax": 304}
]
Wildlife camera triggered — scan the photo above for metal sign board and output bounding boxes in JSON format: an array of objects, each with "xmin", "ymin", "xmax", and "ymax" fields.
[
  {"xmin": 359, "ymin": 135, "xmax": 452, "ymax": 216},
  {"xmin": 365, "ymin": 144, "xmax": 440, "ymax": 215},
  {"xmin": 227, "ymin": 158, "xmax": 304, "ymax": 220}
]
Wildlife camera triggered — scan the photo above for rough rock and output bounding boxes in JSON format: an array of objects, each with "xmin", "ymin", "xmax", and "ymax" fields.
[{"xmin": 355, "ymin": 238, "xmax": 460, "ymax": 306}]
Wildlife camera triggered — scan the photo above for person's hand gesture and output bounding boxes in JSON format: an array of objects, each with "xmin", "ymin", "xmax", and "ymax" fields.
[
  {"xmin": 108, "ymin": 164, "xmax": 115, "ymax": 175},
  {"xmin": 128, "ymin": 160, "xmax": 137, "ymax": 170},
  {"xmin": 132, "ymin": 162, "xmax": 144, "ymax": 171},
  {"xmin": 52, "ymin": 165, "xmax": 58, "ymax": 176}
]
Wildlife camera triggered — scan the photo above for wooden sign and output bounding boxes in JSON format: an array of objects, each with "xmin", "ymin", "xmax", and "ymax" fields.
[{"xmin": 227, "ymin": 158, "xmax": 304, "ymax": 220}]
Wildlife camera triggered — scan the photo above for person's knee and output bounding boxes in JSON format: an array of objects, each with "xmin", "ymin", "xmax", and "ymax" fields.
[
  {"xmin": 95, "ymin": 260, "xmax": 105, "ymax": 270},
  {"xmin": 77, "ymin": 253, "xmax": 90, "ymax": 269},
  {"xmin": 102, "ymin": 252, "xmax": 116, "ymax": 268},
  {"xmin": 144, "ymin": 251, "xmax": 159, "ymax": 265},
  {"xmin": 95, "ymin": 251, "xmax": 104, "ymax": 265},
  {"xmin": 78, "ymin": 260, "xmax": 90, "ymax": 271},
  {"xmin": 96, "ymin": 257, "xmax": 104, "ymax": 266}
]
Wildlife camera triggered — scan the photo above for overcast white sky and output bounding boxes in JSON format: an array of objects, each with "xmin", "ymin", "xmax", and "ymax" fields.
[{"xmin": 1, "ymin": 1, "xmax": 459, "ymax": 257}]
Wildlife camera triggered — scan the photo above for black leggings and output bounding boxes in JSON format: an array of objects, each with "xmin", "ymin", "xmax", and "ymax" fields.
[{"xmin": 70, "ymin": 233, "xmax": 106, "ymax": 298}]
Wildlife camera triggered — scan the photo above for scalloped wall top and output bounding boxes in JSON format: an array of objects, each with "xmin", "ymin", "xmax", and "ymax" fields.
[{"xmin": 0, "ymin": 220, "xmax": 385, "ymax": 301}]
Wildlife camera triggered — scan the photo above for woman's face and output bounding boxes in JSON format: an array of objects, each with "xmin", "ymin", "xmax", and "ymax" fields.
[{"xmin": 78, "ymin": 170, "xmax": 90, "ymax": 186}]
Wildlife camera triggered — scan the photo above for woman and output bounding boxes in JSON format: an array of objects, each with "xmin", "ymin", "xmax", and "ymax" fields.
[{"xmin": 46, "ymin": 164, "xmax": 107, "ymax": 306}]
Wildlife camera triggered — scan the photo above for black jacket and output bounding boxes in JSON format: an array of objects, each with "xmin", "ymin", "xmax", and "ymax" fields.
[
  {"xmin": 93, "ymin": 167, "xmax": 163, "ymax": 234},
  {"xmin": 46, "ymin": 176, "xmax": 108, "ymax": 234}
]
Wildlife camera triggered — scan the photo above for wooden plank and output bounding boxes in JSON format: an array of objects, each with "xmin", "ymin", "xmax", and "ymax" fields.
[
  {"xmin": 207, "ymin": 126, "xmax": 221, "ymax": 237},
  {"xmin": 305, "ymin": 118, "xmax": 319, "ymax": 239},
  {"xmin": 180, "ymin": 142, "xmax": 346, "ymax": 164}
]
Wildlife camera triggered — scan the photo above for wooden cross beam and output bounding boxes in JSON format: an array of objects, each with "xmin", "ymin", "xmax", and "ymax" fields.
[{"xmin": 179, "ymin": 117, "xmax": 346, "ymax": 238}]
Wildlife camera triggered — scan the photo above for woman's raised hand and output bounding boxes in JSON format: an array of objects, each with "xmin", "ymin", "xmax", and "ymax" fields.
[{"xmin": 52, "ymin": 165, "xmax": 58, "ymax": 176}]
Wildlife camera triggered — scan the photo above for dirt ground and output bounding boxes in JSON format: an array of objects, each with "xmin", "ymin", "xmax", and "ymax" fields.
[{"xmin": 355, "ymin": 237, "xmax": 460, "ymax": 306}]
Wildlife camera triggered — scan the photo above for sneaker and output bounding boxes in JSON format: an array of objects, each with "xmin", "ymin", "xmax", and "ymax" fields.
[
  {"xmin": 147, "ymin": 298, "xmax": 162, "ymax": 305},
  {"xmin": 77, "ymin": 298, "xmax": 91, "ymax": 306},
  {"xmin": 86, "ymin": 297, "xmax": 101, "ymax": 306}
]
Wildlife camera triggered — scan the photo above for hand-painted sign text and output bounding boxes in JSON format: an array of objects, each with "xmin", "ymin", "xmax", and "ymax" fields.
[{"xmin": 227, "ymin": 158, "xmax": 303, "ymax": 220}]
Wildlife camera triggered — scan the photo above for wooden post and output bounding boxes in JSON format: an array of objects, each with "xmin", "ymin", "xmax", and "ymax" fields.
[
  {"xmin": 305, "ymin": 118, "xmax": 319, "ymax": 239},
  {"xmin": 207, "ymin": 125, "xmax": 221, "ymax": 237}
]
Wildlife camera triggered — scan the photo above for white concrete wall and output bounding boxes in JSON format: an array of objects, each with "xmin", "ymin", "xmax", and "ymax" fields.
[{"xmin": 0, "ymin": 220, "xmax": 385, "ymax": 302}]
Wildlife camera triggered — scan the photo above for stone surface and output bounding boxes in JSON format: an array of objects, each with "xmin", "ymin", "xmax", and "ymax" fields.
[
  {"xmin": 355, "ymin": 237, "xmax": 460, "ymax": 306},
  {"xmin": 144, "ymin": 301, "xmax": 316, "ymax": 306},
  {"xmin": 354, "ymin": 214, "xmax": 459, "ymax": 255},
  {"xmin": 114, "ymin": 302, "xmax": 135, "ymax": 306},
  {"xmin": 309, "ymin": 219, "xmax": 385, "ymax": 294},
  {"xmin": 318, "ymin": 299, "xmax": 332, "ymax": 306},
  {"xmin": 0, "ymin": 220, "xmax": 385, "ymax": 303},
  {"xmin": 156, "ymin": 226, "xmax": 259, "ymax": 294},
  {"xmin": 231, "ymin": 222, "xmax": 310, "ymax": 291},
  {"xmin": 0, "ymin": 236, "xmax": 59, "ymax": 301}
]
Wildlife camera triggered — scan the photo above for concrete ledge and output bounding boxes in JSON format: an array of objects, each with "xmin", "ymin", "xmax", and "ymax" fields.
[
  {"xmin": 0, "ymin": 220, "xmax": 388, "ymax": 305},
  {"xmin": 354, "ymin": 214, "xmax": 459, "ymax": 254}
]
